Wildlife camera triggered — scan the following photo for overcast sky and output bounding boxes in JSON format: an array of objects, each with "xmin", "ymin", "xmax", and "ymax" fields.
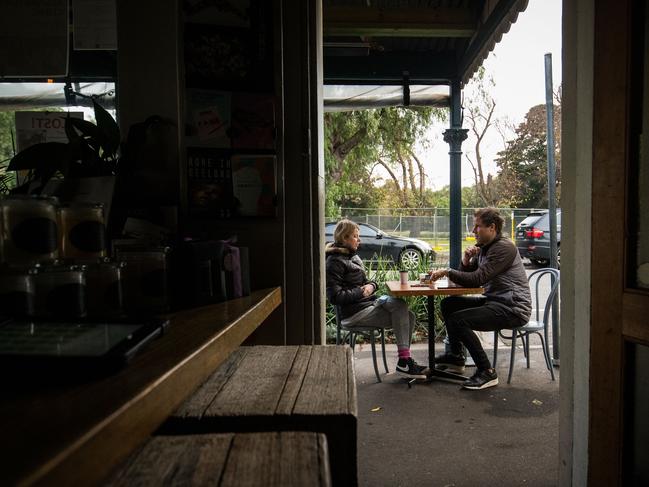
[{"xmin": 411, "ymin": 0, "xmax": 563, "ymax": 190}]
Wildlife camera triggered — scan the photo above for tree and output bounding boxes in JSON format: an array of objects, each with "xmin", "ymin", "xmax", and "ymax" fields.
[
  {"xmin": 494, "ymin": 101, "xmax": 562, "ymax": 208},
  {"xmin": 463, "ymin": 68, "xmax": 509, "ymax": 207},
  {"xmin": 0, "ymin": 111, "xmax": 17, "ymax": 162},
  {"xmin": 324, "ymin": 106, "xmax": 446, "ymax": 217},
  {"xmin": 0, "ymin": 111, "xmax": 17, "ymax": 192}
]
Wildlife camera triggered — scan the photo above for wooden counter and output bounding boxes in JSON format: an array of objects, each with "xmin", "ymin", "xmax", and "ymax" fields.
[{"xmin": 0, "ymin": 287, "xmax": 282, "ymax": 487}]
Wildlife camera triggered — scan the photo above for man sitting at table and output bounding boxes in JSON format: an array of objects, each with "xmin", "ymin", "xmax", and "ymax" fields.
[
  {"xmin": 429, "ymin": 207, "xmax": 532, "ymax": 390},
  {"xmin": 326, "ymin": 219, "xmax": 428, "ymax": 379}
]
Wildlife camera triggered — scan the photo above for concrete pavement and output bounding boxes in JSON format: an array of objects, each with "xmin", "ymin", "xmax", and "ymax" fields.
[{"xmin": 353, "ymin": 342, "xmax": 559, "ymax": 487}]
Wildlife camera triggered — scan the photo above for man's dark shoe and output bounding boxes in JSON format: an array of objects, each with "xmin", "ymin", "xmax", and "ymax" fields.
[
  {"xmin": 434, "ymin": 352, "xmax": 466, "ymax": 373},
  {"xmin": 396, "ymin": 357, "xmax": 427, "ymax": 379},
  {"xmin": 462, "ymin": 368, "xmax": 498, "ymax": 390}
]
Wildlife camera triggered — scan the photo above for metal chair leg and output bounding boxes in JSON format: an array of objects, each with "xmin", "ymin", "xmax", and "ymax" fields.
[
  {"xmin": 507, "ymin": 330, "xmax": 518, "ymax": 384},
  {"xmin": 350, "ymin": 333, "xmax": 357, "ymax": 352},
  {"xmin": 380, "ymin": 328, "xmax": 389, "ymax": 373},
  {"xmin": 525, "ymin": 334, "xmax": 531, "ymax": 369},
  {"xmin": 493, "ymin": 330, "xmax": 499, "ymax": 368},
  {"xmin": 538, "ymin": 334, "xmax": 556, "ymax": 380},
  {"xmin": 369, "ymin": 330, "xmax": 381, "ymax": 382}
]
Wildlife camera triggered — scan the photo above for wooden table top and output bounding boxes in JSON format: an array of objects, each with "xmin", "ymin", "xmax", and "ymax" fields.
[
  {"xmin": 0, "ymin": 287, "xmax": 282, "ymax": 487},
  {"xmin": 386, "ymin": 280, "xmax": 484, "ymax": 297}
]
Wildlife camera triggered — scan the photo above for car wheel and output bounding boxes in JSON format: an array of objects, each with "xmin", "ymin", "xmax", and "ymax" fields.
[
  {"xmin": 399, "ymin": 248, "xmax": 422, "ymax": 269},
  {"xmin": 532, "ymin": 258, "xmax": 549, "ymax": 267},
  {"xmin": 557, "ymin": 247, "xmax": 561, "ymax": 269}
]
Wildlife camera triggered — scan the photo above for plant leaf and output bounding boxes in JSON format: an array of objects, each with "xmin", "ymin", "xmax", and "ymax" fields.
[
  {"xmin": 93, "ymin": 99, "xmax": 120, "ymax": 157},
  {"xmin": 7, "ymin": 142, "xmax": 69, "ymax": 171},
  {"xmin": 67, "ymin": 117, "xmax": 102, "ymax": 140}
]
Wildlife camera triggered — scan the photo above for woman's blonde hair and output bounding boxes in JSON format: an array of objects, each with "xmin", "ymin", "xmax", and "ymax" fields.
[{"xmin": 334, "ymin": 219, "xmax": 359, "ymax": 245}]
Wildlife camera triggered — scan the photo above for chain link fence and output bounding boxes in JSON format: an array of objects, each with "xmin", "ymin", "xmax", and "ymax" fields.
[{"xmin": 328, "ymin": 207, "xmax": 543, "ymax": 257}]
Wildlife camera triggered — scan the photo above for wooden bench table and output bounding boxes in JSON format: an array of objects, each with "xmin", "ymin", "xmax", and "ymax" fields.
[
  {"xmin": 106, "ymin": 432, "xmax": 331, "ymax": 486},
  {"xmin": 160, "ymin": 345, "xmax": 358, "ymax": 487}
]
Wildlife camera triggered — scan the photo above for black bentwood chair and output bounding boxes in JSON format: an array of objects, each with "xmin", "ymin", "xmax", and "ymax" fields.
[
  {"xmin": 334, "ymin": 305, "xmax": 388, "ymax": 383},
  {"xmin": 493, "ymin": 268, "xmax": 559, "ymax": 384}
]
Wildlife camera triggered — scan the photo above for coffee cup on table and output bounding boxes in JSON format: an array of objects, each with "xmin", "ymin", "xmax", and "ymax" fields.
[{"xmin": 399, "ymin": 270, "xmax": 408, "ymax": 285}]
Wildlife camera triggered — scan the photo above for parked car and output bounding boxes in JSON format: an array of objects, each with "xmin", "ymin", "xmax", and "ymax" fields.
[
  {"xmin": 325, "ymin": 221, "xmax": 435, "ymax": 269},
  {"xmin": 515, "ymin": 210, "xmax": 561, "ymax": 266}
]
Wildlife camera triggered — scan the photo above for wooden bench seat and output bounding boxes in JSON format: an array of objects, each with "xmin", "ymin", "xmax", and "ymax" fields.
[
  {"xmin": 106, "ymin": 432, "xmax": 331, "ymax": 486},
  {"xmin": 159, "ymin": 345, "xmax": 357, "ymax": 487}
]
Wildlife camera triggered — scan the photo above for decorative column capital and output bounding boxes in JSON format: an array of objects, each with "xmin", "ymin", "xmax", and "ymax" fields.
[{"xmin": 443, "ymin": 127, "xmax": 469, "ymax": 147}]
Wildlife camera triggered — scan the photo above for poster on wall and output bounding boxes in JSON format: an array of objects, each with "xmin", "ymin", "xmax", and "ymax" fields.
[
  {"xmin": 231, "ymin": 155, "xmax": 276, "ymax": 217},
  {"xmin": 15, "ymin": 111, "xmax": 84, "ymax": 152},
  {"xmin": 185, "ymin": 89, "xmax": 231, "ymax": 148},
  {"xmin": 231, "ymin": 93, "xmax": 275, "ymax": 149},
  {"xmin": 187, "ymin": 148, "xmax": 233, "ymax": 218}
]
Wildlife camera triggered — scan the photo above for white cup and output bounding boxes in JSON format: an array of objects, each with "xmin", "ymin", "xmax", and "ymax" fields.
[{"xmin": 399, "ymin": 270, "xmax": 408, "ymax": 285}]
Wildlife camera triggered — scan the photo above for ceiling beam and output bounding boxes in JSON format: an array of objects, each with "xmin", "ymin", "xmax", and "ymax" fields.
[
  {"xmin": 323, "ymin": 6, "xmax": 477, "ymax": 38},
  {"xmin": 324, "ymin": 51, "xmax": 457, "ymax": 84}
]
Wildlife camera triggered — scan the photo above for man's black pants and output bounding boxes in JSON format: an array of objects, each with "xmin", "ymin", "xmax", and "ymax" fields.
[{"xmin": 440, "ymin": 295, "xmax": 527, "ymax": 370}]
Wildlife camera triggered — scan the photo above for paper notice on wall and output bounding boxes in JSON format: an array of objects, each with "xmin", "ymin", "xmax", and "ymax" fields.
[{"xmin": 72, "ymin": 0, "xmax": 117, "ymax": 50}]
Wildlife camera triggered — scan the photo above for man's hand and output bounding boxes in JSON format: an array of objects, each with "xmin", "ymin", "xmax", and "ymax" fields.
[
  {"xmin": 429, "ymin": 269, "xmax": 448, "ymax": 281},
  {"xmin": 462, "ymin": 245, "xmax": 481, "ymax": 266},
  {"xmin": 361, "ymin": 284, "xmax": 375, "ymax": 297}
]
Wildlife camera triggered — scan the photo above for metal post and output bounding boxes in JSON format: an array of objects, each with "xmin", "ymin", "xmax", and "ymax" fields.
[
  {"xmin": 444, "ymin": 79, "xmax": 468, "ymax": 269},
  {"xmin": 433, "ymin": 207, "xmax": 438, "ymax": 252},
  {"xmin": 545, "ymin": 53, "xmax": 560, "ymax": 365}
]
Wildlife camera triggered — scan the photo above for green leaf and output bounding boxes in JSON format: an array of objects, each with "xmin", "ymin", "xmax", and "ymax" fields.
[
  {"xmin": 7, "ymin": 142, "xmax": 68, "ymax": 171},
  {"xmin": 67, "ymin": 117, "xmax": 101, "ymax": 140},
  {"xmin": 93, "ymin": 99, "xmax": 120, "ymax": 157}
]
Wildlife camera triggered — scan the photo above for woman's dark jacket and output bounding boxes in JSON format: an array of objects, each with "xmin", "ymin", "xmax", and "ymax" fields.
[{"xmin": 325, "ymin": 243, "xmax": 377, "ymax": 319}]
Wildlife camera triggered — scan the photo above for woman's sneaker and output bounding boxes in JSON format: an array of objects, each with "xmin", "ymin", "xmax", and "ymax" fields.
[
  {"xmin": 462, "ymin": 368, "xmax": 498, "ymax": 390},
  {"xmin": 396, "ymin": 357, "xmax": 428, "ymax": 379},
  {"xmin": 434, "ymin": 352, "xmax": 466, "ymax": 373}
]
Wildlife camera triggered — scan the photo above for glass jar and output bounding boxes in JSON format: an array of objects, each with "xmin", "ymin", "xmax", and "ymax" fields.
[
  {"xmin": 31, "ymin": 264, "xmax": 86, "ymax": 318},
  {"xmin": 116, "ymin": 247, "xmax": 170, "ymax": 314},
  {"xmin": 85, "ymin": 259, "xmax": 124, "ymax": 318},
  {"xmin": 0, "ymin": 269, "xmax": 35, "ymax": 316},
  {"xmin": 0, "ymin": 195, "xmax": 59, "ymax": 267},
  {"xmin": 59, "ymin": 203, "xmax": 106, "ymax": 262}
]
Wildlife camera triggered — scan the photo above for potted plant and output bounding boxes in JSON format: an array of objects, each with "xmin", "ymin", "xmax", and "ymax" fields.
[{"xmin": 7, "ymin": 100, "xmax": 120, "ymax": 197}]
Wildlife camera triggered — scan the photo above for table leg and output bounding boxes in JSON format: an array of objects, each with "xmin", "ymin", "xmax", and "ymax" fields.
[
  {"xmin": 428, "ymin": 296, "xmax": 435, "ymax": 371},
  {"xmin": 427, "ymin": 295, "xmax": 469, "ymax": 383}
]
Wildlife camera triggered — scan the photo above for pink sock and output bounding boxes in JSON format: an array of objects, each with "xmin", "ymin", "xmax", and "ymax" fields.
[{"xmin": 398, "ymin": 347, "xmax": 411, "ymax": 360}]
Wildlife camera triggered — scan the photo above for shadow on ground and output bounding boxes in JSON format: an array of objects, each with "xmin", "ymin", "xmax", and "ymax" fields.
[{"xmin": 353, "ymin": 343, "xmax": 559, "ymax": 487}]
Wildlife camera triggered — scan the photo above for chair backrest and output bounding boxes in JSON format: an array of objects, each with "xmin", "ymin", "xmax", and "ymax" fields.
[{"xmin": 527, "ymin": 268, "xmax": 560, "ymax": 327}]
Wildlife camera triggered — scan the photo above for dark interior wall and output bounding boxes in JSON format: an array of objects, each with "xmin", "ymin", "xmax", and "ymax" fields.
[{"xmin": 115, "ymin": 0, "xmax": 323, "ymax": 345}]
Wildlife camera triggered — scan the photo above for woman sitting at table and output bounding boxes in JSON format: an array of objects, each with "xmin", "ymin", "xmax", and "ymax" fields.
[{"xmin": 325, "ymin": 219, "xmax": 427, "ymax": 379}]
